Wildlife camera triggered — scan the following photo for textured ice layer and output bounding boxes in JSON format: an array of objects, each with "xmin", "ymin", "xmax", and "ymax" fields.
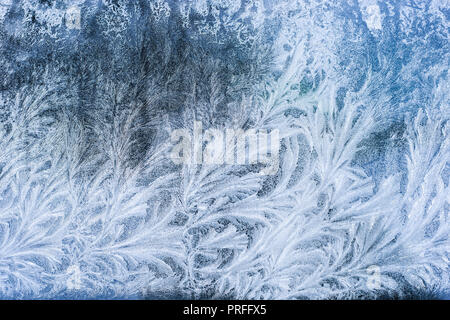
[{"xmin": 0, "ymin": 0, "xmax": 448, "ymax": 299}]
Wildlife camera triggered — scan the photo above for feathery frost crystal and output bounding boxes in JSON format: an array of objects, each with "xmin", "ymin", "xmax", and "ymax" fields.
[{"xmin": 0, "ymin": 0, "xmax": 448, "ymax": 299}]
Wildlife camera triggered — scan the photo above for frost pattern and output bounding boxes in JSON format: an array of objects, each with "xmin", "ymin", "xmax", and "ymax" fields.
[{"xmin": 0, "ymin": 0, "xmax": 448, "ymax": 299}]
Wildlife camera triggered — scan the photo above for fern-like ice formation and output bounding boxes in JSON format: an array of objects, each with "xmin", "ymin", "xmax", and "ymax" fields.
[{"xmin": 0, "ymin": 0, "xmax": 448, "ymax": 299}]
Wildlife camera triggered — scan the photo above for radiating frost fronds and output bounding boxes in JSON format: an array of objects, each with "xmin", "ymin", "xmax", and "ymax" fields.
[{"xmin": 0, "ymin": 0, "xmax": 448, "ymax": 299}]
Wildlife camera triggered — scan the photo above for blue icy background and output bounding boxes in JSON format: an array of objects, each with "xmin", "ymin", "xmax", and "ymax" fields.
[{"xmin": 0, "ymin": 0, "xmax": 448, "ymax": 299}]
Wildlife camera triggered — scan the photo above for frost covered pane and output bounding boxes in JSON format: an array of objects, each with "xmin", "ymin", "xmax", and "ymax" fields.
[{"xmin": 0, "ymin": 0, "xmax": 448, "ymax": 299}]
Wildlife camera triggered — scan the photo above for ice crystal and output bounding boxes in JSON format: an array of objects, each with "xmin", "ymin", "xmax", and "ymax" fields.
[{"xmin": 0, "ymin": 0, "xmax": 448, "ymax": 299}]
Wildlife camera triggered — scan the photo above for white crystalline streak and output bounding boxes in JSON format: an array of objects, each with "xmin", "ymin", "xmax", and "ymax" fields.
[{"xmin": 0, "ymin": 0, "xmax": 448, "ymax": 299}]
